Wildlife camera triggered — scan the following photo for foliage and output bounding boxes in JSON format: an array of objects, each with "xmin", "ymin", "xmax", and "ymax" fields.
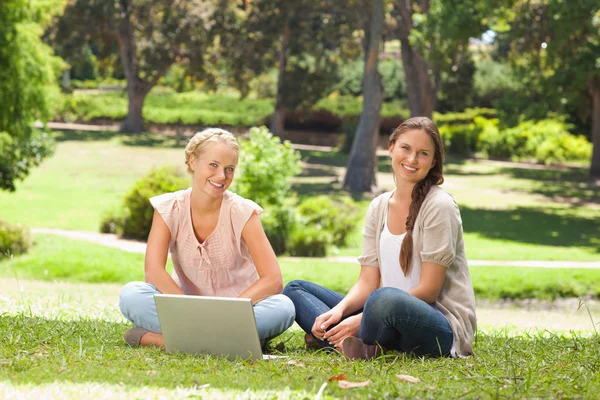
[
  {"xmin": 231, "ymin": 126, "xmax": 301, "ymax": 254},
  {"xmin": 119, "ymin": 167, "xmax": 189, "ymax": 240},
  {"xmin": 0, "ymin": 220, "xmax": 31, "ymax": 258},
  {"xmin": 472, "ymin": 58, "xmax": 524, "ymax": 108},
  {"xmin": 259, "ymin": 204, "xmax": 298, "ymax": 255},
  {"xmin": 55, "ymin": 91, "xmax": 274, "ymax": 126},
  {"xmin": 296, "ymin": 195, "xmax": 359, "ymax": 247},
  {"xmin": 50, "ymin": 0, "xmax": 221, "ymax": 131},
  {"xmin": 287, "ymin": 226, "xmax": 331, "ymax": 257},
  {"xmin": 332, "ymin": 58, "xmax": 406, "ymax": 102},
  {"xmin": 479, "ymin": 117, "xmax": 593, "ymax": 164},
  {"xmin": 437, "ymin": 48, "xmax": 477, "ymax": 112},
  {"xmin": 232, "ymin": 126, "xmax": 302, "ymax": 207},
  {"xmin": 0, "ymin": 0, "xmax": 62, "ymax": 191}
]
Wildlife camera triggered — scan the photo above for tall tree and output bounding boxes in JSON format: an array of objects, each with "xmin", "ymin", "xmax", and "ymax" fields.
[
  {"xmin": 505, "ymin": 0, "xmax": 600, "ymax": 179},
  {"xmin": 225, "ymin": 0, "xmax": 360, "ymax": 138},
  {"xmin": 52, "ymin": 0, "xmax": 217, "ymax": 133},
  {"xmin": 392, "ymin": 0, "xmax": 512, "ymax": 118},
  {"xmin": 343, "ymin": 0, "xmax": 384, "ymax": 193},
  {"xmin": 0, "ymin": 0, "xmax": 62, "ymax": 191}
]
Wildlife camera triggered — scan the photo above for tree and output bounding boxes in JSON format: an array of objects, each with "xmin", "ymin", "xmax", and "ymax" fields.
[
  {"xmin": 0, "ymin": 0, "xmax": 61, "ymax": 191},
  {"xmin": 504, "ymin": 0, "xmax": 600, "ymax": 179},
  {"xmin": 391, "ymin": 0, "xmax": 513, "ymax": 118},
  {"xmin": 342, "ymin": 0, "xmax": 384, "ymax": 193},
  {"xmin": 52, "ymin": 0, "xmax": 217, "ymax": 133},
  {"xmin": 223, "ymin": 0, "xmax": 361, "ymax": 138}
]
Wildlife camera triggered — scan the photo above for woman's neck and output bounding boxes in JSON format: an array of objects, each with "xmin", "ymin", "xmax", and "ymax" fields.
[
  {"xmin": 190, "ymin": 189, "xmax": 223, "ymax": 215},
  {"xmin": 392, "ymin": 180, "xmax": 415, "ymax": 204}
]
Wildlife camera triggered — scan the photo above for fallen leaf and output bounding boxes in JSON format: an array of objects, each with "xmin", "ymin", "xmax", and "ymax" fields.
[
  {"xmin": 338, "ymin": 380, "xmax": 371, "ymax": 389},
  {"xmin": 287, "ymin": 360, "xmax": 306, "ymax": 368},
  {"xmin": 126, "ymin": 372, "xmax": 132, "ymax": 377},
  {"xmin": 119, "ymin": 382, "xmax": 125, "ymax": 386},
  {"xmin": 327, "ymin": 373, "xmax": 348, "ymax": 381},
  {"xmin": 146, "ymin": 370, "xmax": 156, "ymax": 375},
  {"xmin": 396, "ymin": 374, "xmax": 420, "ymax": 383}
]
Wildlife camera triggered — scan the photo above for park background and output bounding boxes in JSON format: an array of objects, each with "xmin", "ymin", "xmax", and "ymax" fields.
[{"xmin": 1, "ymin": 0, "xmax": 599, "ymax": 398}]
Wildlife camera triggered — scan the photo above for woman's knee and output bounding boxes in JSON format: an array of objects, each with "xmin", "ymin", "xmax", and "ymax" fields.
[
  {"xmin": 282, "ymin": 280, "xmax": 307, "ymax": 297},
  {"xmin": 364, "ymin": 287, "xmax": 411, "ymax": 319},
  {"xmin": 119, "ymin": 281, "xmax": 155, "ymax": 316},
  {"xmin": 271, "ymin": 294, "xmax": 296, "ymax": 325}
]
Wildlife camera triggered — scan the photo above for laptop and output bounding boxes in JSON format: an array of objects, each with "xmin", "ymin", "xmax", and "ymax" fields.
[{"xmin": 154, "ymin": 294, "xmax": 265, "ymax": 361}]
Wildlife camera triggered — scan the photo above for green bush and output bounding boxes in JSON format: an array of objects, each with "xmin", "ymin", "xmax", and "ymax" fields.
[
  {"xmin": 479, "ymin": 117, "xmax": 592, "ymax": 164},
  {"xmin": 119, "ymin": 167, "xmax": 189, "ymax": 240},
  {"xmin": 99, "ymin": 208, "xmax": 125, "ymax": 235},
  {"xmin": 232, "ymin": 126, "xmax": 302, "ymax": 208},
  {"xmin": 296, "ymin": 195, "xmax": 359, "ymax": 247},
  {"xmin": 0, "ymin": 220, "xmax": 31, "ymax": 258},
  {"xmin": 260, "ymin": 204, "xmax": 297, "ymax": 255},
  {"xmin": 287, "ymin": 226, "xmax": 331, "ymax": 257},
  {"xmin": 231, "ymin": 126, "xmax": 301, "ymax": 254}
]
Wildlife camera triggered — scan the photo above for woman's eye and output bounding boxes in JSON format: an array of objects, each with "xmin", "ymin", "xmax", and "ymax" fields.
[
  {"xmin": 210, "ymin": 163, "xmax": 217, "ymax": 167},
  {"xmin": 227, "ymin": 167, "xmax": 235, "ymax": 172}
]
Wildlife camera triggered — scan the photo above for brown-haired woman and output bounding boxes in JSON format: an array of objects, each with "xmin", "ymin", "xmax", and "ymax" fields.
[{"xmin": 283, "ymin": 117, "xmax": 476, "ymax": 359}]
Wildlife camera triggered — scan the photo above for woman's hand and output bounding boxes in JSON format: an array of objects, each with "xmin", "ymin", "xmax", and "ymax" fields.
[
  {"xmin": 323, "ymin": 314, "xmax": 362, "ymax": 348},
  {"xmin": 311, "ymin": 308, "xmax": 343, "ymax": 340}
]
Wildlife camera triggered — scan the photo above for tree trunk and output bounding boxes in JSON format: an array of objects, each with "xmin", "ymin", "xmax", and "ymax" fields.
[
  {"xmin": 395, "ymin": 1, "xmax": 435, "ymax": 118},
  {"xmin": 117, "ymin": 1, "xmax": 147, "ymax": 133},
  {"xmin": 270, "ymin": 20, "xmax": 291, "ymax": 138},
  {"xmin": 342, "ymin": 0, "xmax": 384, "ymax": 194},
  {"xmin": 588, "ymin": 76, "xmax": 600, "ymax": 180},
  {"xmin": 121, "ymin": 81, "xmax": 149, "ymax": 133}
]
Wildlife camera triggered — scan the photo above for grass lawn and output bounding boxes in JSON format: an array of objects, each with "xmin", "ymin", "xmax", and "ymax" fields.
[
  {"xmin": 1, "ymin": 275, "xmax": 599, "ymax": 398},
  {"xmin": 0, "ymin": 129, "xmax": 598, "ymax": 261},
  {"xmin": 3, "ymin": 235, "xmax": 600, "ymax": 301}
]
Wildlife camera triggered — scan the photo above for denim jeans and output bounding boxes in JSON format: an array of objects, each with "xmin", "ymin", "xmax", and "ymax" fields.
[
  {"xmin": 283, "ymin": 280, "xmax": 453, "ymax": 357},
  {"xmin": 119, "ymin": 281, "xmax": 296, "ymax": 341}
]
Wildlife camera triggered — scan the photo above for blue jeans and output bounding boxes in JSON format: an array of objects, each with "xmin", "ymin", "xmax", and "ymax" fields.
[
  {"xmin": 283, "ymin": 280, "xmax": 454, "ymax": 357},
  {"xmin": 119, "ymin": 281, "xmax": 296, "ymax": 341}
]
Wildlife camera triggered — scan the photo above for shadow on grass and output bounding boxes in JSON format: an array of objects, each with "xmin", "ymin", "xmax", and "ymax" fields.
[
  {"xmin": 500, "ymin": 167, "xmax": 599, "ymax": 205},
  {"xmin": 461, "ymin": 205, "xmax": 600, "ymax": 251},
  {"xmin": 52, "ymin": 129, "xmax": 183, "ymax": 148}
]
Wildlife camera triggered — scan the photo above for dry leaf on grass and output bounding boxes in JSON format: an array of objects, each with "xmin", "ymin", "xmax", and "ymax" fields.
[
  {"xmin": 327, "ymin": 373, "xmax": 348, "ymax": 381},
  {"xmin": 396, "ymin": 374, "xmax": 420, "ymax": 383},
  {"xmin": 287, "ymin": 360, "xmax": 306, "ymax": 367},
  {"xmin": 338, "ymin": 380, "xmax": 371, "ymax": 389}
]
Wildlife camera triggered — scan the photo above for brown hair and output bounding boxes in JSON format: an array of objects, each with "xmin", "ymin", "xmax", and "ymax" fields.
[
  {"xmin": 184, "ymin": 128, "xmax": 239, "ymax": 173},
  {"xmin": 388, "ymin": 117, "xmax": 445, "ymax": 276}
]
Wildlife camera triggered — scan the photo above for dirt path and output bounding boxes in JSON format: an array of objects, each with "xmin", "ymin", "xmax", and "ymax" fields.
[{"xmin": 32, "ymin": 228, "xmax": 600, "ymax": 268}]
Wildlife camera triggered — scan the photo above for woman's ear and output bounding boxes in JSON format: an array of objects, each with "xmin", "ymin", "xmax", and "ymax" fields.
[{"xmin": 189, "ymin": 156, "xmax": 196, "ymax": 172}]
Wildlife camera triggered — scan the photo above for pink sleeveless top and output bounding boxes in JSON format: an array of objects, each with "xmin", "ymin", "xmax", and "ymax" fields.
[{"xmin": 150, "ymin": 188, "xmax": 262, "ymax": 296}]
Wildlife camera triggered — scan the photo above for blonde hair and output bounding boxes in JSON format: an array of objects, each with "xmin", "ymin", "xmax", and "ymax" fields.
[{"xmin": 184, "ymin": 128, "xmax": 240, "ymax": 173}]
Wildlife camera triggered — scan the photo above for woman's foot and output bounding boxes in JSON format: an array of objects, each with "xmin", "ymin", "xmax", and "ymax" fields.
[
  {"xmin": 124, "ymin": 327, "xmax": 164, "ymax": 347},
  {"xmin": 304, "ymin": 333, "xmax": 330, "ymax": 350},
  {"xmin": 340, "ymin": 336, "xmax": 382, "ymax": 360}
]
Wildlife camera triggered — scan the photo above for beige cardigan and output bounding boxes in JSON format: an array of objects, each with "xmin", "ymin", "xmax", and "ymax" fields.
[{"xmin": 357, "ymin": 186, "xmax": 477, "ymax": 357}]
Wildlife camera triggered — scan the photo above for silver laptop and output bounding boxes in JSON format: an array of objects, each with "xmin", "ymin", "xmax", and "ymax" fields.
[{"xmin": 154, "ymin": 294, "xmax": 264, "ymax": 361}]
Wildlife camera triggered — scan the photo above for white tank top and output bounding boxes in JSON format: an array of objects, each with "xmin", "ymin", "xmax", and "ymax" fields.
[{"xmin": 379, "ymin": 210, "xmax": 421, "ymax": 291}]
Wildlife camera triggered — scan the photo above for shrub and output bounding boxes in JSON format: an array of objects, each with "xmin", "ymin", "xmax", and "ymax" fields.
[
  {"xmin": 0, "ymin": 220, "xmax": 31, "ymax": 258},
  {"xmin": 260, "ymin": 204, "xmax": 297, "ymax": 255},
  {"xmin": 231, "ymin": 126, "xmax": 302, "ymax": 209},
  {"xmin": 478, "ymin": 117, "xmax": 592, "ymax": 164},
  {"xmin": 99, "ymin": 208, "xmax": 125, "ymax": 235},
  {"xmin": 120, "ymin": 167, "xmax": 189, "ymax": 240},
  {"xmin": 296, "ymin": 195, "xmax": 359, "ymax": 247},
  {"xmin": 287, "ymin": 226, "xmax": 331, "ymax": 257}
]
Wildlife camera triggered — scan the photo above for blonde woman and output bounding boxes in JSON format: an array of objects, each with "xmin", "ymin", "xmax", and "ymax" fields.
[
  {"xmin": 119, "ymin": 128, "xmax": 295, "ymax": 347},
  {"xmin": 284, "ymin": 117, "xmax": 476, "ymax": 359}
]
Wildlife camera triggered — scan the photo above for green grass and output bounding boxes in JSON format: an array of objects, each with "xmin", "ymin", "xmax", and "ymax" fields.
[
  {"xmin": 1, "ymin": 278, "xmax": 599, "ymax": 399},
  {"xmin": 1, "ymin": 129, "xmax": 598, "ymax": 261},
  {"xmin": 3, "ymin": 235, "xmax": 600, "ymax": 300}
]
